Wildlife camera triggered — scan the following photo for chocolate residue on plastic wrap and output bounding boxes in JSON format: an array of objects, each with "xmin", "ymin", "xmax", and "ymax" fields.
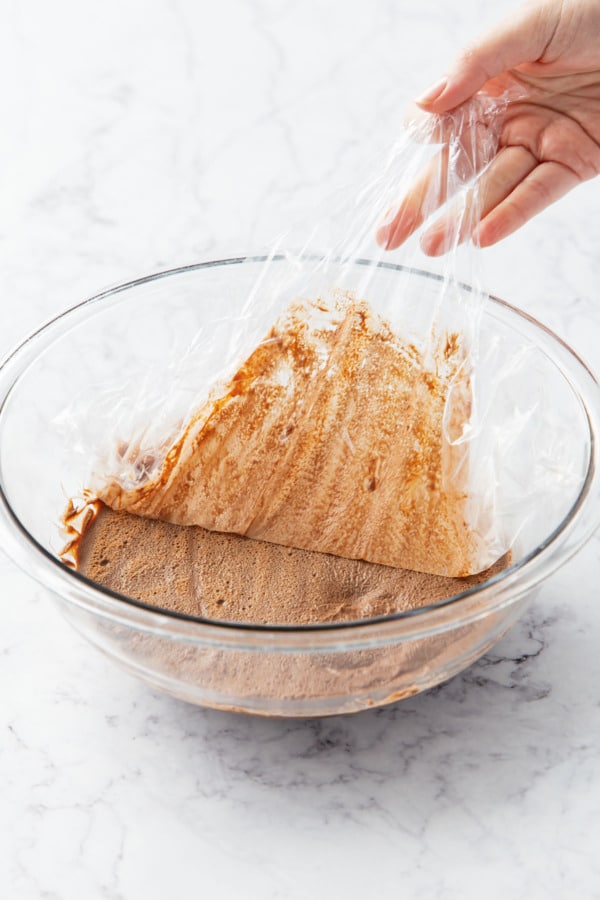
[
  {"xmin": 73, "ymin": 502, "xmax": 511, "ymax": 626},
  {"xmin": 60, "ymin": 492, "xmax": 102, "ymax": 569},
  {"xmin": 98, "ymin": 295, "xmax": 482, "ymax": 577}
]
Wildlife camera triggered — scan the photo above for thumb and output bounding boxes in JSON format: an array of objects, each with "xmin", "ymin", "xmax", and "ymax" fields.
[{"xmin": 415, "ymin": 0, "xmax": 559, "ymax": 112}]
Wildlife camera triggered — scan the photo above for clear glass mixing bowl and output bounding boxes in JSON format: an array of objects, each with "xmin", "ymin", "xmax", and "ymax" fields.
[{"xmin": 1, "ymin": 258, "xmax": 599, "ymax": 716}]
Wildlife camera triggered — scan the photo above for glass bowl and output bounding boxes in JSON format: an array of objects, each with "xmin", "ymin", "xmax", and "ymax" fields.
[{"xmin": 1, "ymin": 257, "xmax": 599, "ymax": 717}]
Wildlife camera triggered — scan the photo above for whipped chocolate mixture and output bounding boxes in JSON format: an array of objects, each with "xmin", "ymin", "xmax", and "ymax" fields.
[
  {"xmin": 61, "ymin": 293, "xmax": 511, "ymax": 630},
  {"xmin": 98, "ymin": 296, "xmax": 480, "ymax": 577},
  {"xmin": 74, "ymin": 502, "xmax": 510, "ymax": 625}
]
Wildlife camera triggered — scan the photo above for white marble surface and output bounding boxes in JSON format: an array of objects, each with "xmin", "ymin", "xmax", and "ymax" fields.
[{"xmin": 2, "ymin": 1, "xmax": 600, "ymax": 897}]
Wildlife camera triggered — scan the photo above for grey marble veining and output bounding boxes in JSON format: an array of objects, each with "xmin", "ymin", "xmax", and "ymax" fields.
[{"xmin": 1, "ymin": 1, "xmax": 600, "ymax": 898}]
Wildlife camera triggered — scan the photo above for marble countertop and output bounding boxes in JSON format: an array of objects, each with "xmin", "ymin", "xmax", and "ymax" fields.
[{"xmin": 2, "ymin": 1, "xmax": 600, "ymax": 897}]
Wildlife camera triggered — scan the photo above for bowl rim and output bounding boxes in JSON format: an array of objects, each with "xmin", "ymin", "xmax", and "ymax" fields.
[{"xmin": 0, "ymin": 255, "xmax": 599, "ymax": 637}]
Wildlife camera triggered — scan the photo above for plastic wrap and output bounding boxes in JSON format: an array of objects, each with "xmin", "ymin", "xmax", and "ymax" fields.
[{"xmin": 56, "ymin": 92, "xmax": 583, "ymax": 578}]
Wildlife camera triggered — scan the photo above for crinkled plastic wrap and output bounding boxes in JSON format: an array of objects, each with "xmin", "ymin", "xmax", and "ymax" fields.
[{"xmin": 56, "ymin": 93, "xmax": 580, "ymax": 578}]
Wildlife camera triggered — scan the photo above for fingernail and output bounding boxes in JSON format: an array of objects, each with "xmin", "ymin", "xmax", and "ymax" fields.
[
  {"xmin": 415, "ymin": 76, "xmax": 448, "ymax": 106},
  {"xmin": 375, "ymin": 224, "xmax": 392, "ymax": 249},
  {"xmin": 420, "ymin": 228, "xmax": 446, "ymax": 256},
  {"xmin": 377, "ymin": 205, "xmax": 396, "ymax": 229}
]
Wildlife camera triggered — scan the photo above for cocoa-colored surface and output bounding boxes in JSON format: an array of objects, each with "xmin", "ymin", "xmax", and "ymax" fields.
[{"xmin": 77, "ymin": 503, "xmax": 510, "ymax": 625}]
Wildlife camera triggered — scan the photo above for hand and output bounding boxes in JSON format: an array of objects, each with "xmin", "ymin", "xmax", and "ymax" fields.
[{"xmin": 376, "ymin": 0, "xmax": 600, "ymax": 255}]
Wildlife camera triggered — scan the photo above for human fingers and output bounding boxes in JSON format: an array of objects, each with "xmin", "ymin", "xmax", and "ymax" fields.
[
  {"xmin": 419, "ymin": 144, "xmax": 538, "ymax": 255},
  {"xmin": 376, "ymin": 147, "xmax": 450, "ymax": 249},
  {"xmin": 422, "ymin": 156, "xmax": 579, "ymax": 254},
  {"xmin": 376, "ymin": 116, "xmax": 498, "ymax": 250},
  {"xmin": 415, "ymin": 0, "xmax": 561, "ymax": 113},
  {"xmin": 477, "ymin": 159, "xmax": 580, "ymax": 246}
]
